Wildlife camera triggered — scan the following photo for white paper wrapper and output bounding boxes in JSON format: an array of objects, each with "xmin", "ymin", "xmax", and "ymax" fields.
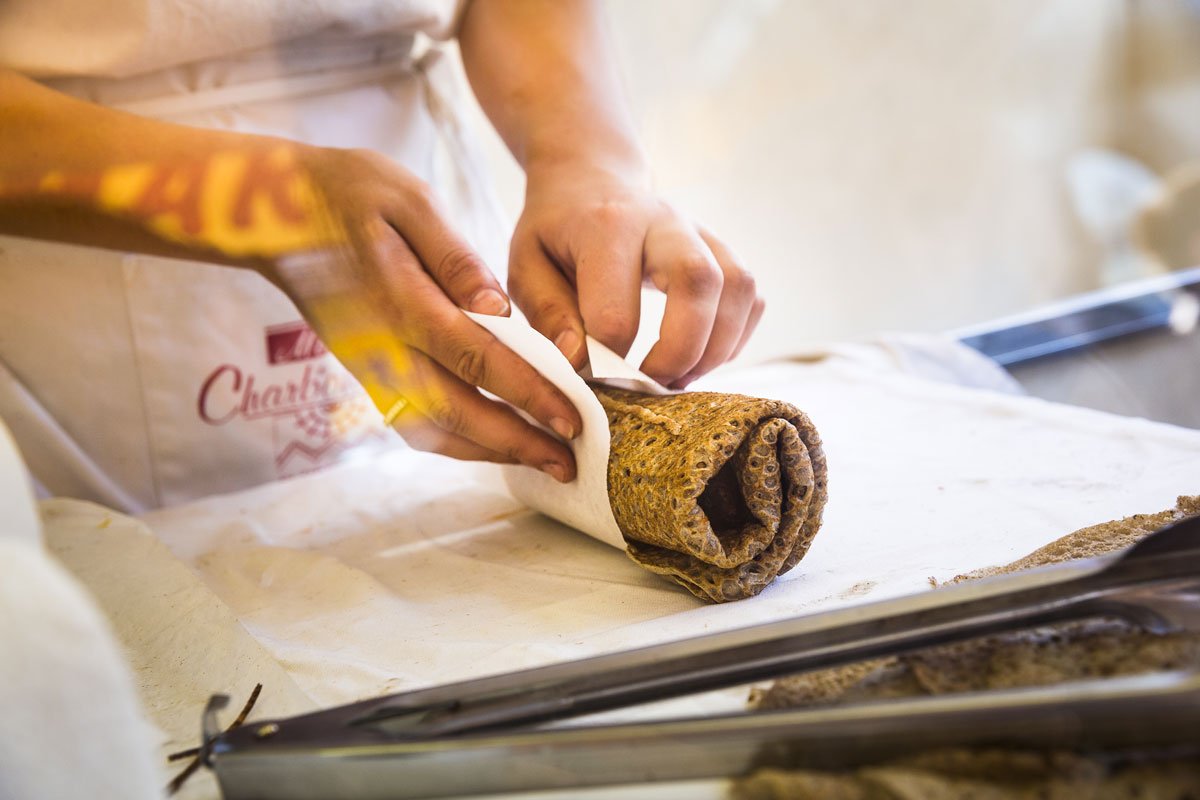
[{"xmin": 465, "ymin": 312, "xmax": 669, "ymax": 550}]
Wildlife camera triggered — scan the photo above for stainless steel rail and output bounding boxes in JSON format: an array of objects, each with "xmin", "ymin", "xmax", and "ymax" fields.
[
  {"xmin": 207, "ymin": 515, "xmax": 1200, "ymax": 799},
  {"xmin": 955, "ymin": 265, "xmax": 1200, "ymax": 366}
]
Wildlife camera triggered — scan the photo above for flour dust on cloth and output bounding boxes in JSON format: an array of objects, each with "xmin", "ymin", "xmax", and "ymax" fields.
[
  {"xmin": 469, "ymin": 314, "xmax": 827, "ymax": 603},
  {"xmin": 42, "ymin": 499, "xmax": 316, "ymax": 800},
  {"xmin": 0, "ymin": 0, "xmax": 509, "ymax": 512},
  {"xmin": 740, "ymin": 495, "xmax": 1200, "ymax": 799}
]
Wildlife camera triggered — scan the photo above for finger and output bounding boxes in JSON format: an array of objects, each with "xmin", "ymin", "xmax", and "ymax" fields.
[
  {"xmin": 638, "ymin": 216, "xmax": 723, "ymax": 385},
  {"xmin": 371, "ymin": 224, "xmax": 584, "ymax": 441},
  {"xmin": 670, "ymin": 229, "xmax": 758, "ymax": 388},
  {"xmin": 572, "ymin": 211, "xmax": 644, "ymax": 357},
  {"xmin": 732, "ymin": 296, "xmax": 766, "ymax": 360},
  {"xmin": 508, "ymin": 231, "xmax": 587, "ymax": 369},
  {"xmin": 402, "ymin": 349, "xmax": 577, "ymax": 482},
  {"xmin": 388, "ymin": 184, "xmax": 510, "ymax": 316},
  {"xmin": 389, "ymin": 403, "xmax": 518, "ymax": 464}
]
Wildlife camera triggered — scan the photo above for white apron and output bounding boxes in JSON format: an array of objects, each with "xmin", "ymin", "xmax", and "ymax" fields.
[{"xmin": 0, "ymin": 23, "xmax": 508, "ymax": 511}]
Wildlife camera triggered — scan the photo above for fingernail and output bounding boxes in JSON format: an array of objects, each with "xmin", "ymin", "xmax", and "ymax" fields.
[
  {"xmin": 549, "ymin": 416, "xmax": 576, "ymax": 440},
  {"xmin": 554, "ymin": 329, "xmax": 582, "ymax": 361},
  {"xmin": 672, "ymin": 373, "xmax": 697, "ymax": 390},
  {"xmin": 541, "ymin": 462, "xmax": 568, "ymax": 483},
  {"xmin": 469, "ymin": 288, "xmax": 509, "ymax": 315}
]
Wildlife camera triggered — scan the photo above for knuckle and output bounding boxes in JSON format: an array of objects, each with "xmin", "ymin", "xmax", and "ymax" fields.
[
  {"xmin": 401, "ymin": 177, "xmax": 436, "ymax": 213},
  {"xmin": 588, "ymin": 306, "xmax": 638, "ymax": 350},
  {"xmin": 726, "ymin": 265, "xmax": 757, "ymax": 299},
  {"xmin": 435, "ymin": 245, "xmax": 485, "ymax": 288},
  {"xmin": 528, "ymin": 295, "xmax": 570, "ymax": 329},
  {"xmin": 676, "ymin": 255, "xmax": 723, "ymax": 297},
  {"xmin": 499, "ymin": 441, "xmax": 526, "ymax": 464},
  {"xmin": 519, "ymin": 382, "xmax": 552, "ymax": 419},
  {"xmin": 587, "ymin": 201, "xmax": 628, "ymax": 230},
  {"xmin": 342, "ymin": 148, "xmax": 397, "ymax": 184},
  {"xmin": 453, "ymin": 341, "xmax": 490, "ymax": 386},
  {"xmin": 678, "ymin": 340, "xmax": 709, "ymax": 369},
  {"xmin": 425, "ymin": 397, "xmax": 468, "ymax": 435}
]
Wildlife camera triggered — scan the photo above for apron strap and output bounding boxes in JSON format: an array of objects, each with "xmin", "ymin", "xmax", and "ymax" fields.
[{"xmin": 98, "ymin": 52, "xmax": 420, "ymax": 120}]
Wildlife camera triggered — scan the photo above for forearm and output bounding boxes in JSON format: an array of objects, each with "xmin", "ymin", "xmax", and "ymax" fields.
[
  {"xmin": 458, "ymin": 0, "xmax": 647, "ymax": 181},
  {"xmin": 0, "ymin": 73, "xmax": 585, "ymax": 475},
  {"xmin": 0, "ymin": 69, "xmax": 292, "ymax": 267}
]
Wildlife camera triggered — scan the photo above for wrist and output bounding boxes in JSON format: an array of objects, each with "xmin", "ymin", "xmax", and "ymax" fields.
[
  {"xmin": 520, "ymin": 116, "xmax": 649, "ymax": 180},
  {"xmin": 523, "ymin": 144, "xmax": 652, "ymax": 194}
]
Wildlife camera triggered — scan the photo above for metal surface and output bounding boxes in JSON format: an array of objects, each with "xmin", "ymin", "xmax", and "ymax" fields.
[
  {"xmin": 212, "ymin": 672, "xmax": 1200, "ymax": 799},
  {"xmin": 955, "ymin": 265, "xmax": 1200, "ymax": 366},
  {"xmin": 220, "ymin": 515, "xmax": 1200, "ymax": 744},
  {"xmin": 207, "ymin": 515, "xmax": 1200, "ymax": 798}
]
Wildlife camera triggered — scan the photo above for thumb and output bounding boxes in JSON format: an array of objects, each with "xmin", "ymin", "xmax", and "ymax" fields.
[{"xmin": 508, "ymin": 234, "xmax": 588, "ymax": 370}]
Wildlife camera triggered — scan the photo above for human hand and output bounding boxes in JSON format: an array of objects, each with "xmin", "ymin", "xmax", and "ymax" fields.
[
  {"xmin": 508, "ymin": 163, "xmax": 764, "ymax": 389},
  {"xmin": 272, "ymin": 146, "xmax": 581, "ymax": 481}
]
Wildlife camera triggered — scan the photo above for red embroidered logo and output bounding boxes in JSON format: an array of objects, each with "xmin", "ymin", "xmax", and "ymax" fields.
[
  {"xmin": 196, "ymin": 325, "xmax": 389, "ymax": 479},
  {"xmin": 196, "ymin": 362, "xmax": 360, "ymax": 424},
  {"xmin": 266, "ymin": 320, "xmax": 327, "ymax": 364}
]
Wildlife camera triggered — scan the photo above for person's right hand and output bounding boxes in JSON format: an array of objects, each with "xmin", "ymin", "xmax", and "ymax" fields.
[{"xmin": 272, "ymin": 146, "xmax": 581, "ymax": 482}]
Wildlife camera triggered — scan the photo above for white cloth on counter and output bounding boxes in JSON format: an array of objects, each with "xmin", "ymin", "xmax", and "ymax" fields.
[
  {"xmin": 0, "ymin": 418, "xmax": 163, "ymax": 800},
  {"xmin": 42, "ymin": 500, "xmax": 318, "ymax": 800},
  {"xmin": 133, "ymin": 356, "xmax": 1200, "ymax": 701},
  {"xmin": 26, "ymin": 353, "xmax": 1200, "ymax": 798}
]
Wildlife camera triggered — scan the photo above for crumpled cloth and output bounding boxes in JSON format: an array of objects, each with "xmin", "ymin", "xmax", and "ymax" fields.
[
  {"xmin": 595, "ymin": 386, "xmax": 828, "ymax": 603},
  {"xmin": 739, "ymin": 495, "xmax": 1200, "ymax": 799}
]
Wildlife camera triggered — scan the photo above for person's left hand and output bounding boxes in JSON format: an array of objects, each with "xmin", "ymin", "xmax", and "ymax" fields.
[{"xmin": 507, "ymin": 163, "xmax": 764, "ymax": 389}]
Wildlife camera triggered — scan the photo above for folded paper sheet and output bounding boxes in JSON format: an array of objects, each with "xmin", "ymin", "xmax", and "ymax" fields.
[{"xmin": 467, "ymin": 313, "xmax": 827, "ymax": 602}]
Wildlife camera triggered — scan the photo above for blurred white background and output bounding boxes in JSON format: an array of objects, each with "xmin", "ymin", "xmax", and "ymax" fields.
[{"xmin": 463, "ymin": 0, "xmax": 1200, "ymax": 365}]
